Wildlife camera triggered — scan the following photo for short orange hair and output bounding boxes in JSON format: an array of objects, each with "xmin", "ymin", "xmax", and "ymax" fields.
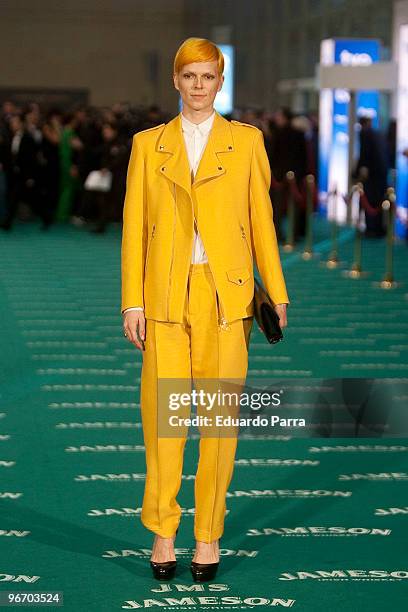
[{"xmin": 173, "ymin": 37, "xmax": 224, "ymax": 76}]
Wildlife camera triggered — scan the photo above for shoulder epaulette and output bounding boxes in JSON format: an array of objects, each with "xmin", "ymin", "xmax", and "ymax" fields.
[
  {"xmin": 137, "ymin": 123, "xmax": 165, "ymax": 135},
  {"xmin": 230, "ymin": 120, "xmax": 257, "ymax": 129}
]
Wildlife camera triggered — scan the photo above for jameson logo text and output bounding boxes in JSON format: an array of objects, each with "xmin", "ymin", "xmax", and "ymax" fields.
[
  {"xmin": 121, "ymin": 583, "xmax": 296, "ymax": 609},
  {"xmin": 279, "ymin": 570, "xmax": 408, "ymax": 581},
  {"xmin": 247, "ymin": 527, "xmax": 391, "ymax": 537},
  {"xmin": 339, "ymin": 472, "xmax": 408, "ymax": 480},
  {"xmin": 309, "ymin": 445, "xmax": 408, "ymax": 453},
  {"xmin": 375, "ymin": 507, "xmax": 408, "ymax": 516},
  {"xmin": 226, "ymin": 489, "xmax": 352, "ymax": 498},
  {"xmin": 0, "ymin": 574, "xmax": 41, "ymax": 583}
]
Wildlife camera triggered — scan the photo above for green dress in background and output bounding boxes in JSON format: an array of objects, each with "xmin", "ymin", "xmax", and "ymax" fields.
[{"xmin": 56, "ymin": 126, "xmax": 80, "ymax": 221}]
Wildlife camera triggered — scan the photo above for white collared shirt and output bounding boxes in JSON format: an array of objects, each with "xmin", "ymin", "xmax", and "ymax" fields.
[
  {"xmin": 181, "ymin": 110, "xmax": 215, "ymax": 264},
  {"xmin": 124, "ymin": 110, "xmax": 215, "ymax": 313}
]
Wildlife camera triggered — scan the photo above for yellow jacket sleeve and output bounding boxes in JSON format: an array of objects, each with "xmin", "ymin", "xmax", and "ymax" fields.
[
  {"xmin": 121, "ymin": 135, "xmax": 148, "ymax": 313},
  {"xmin": 249, "ymin": 129, "xmax": 290, "ymax": 306}
]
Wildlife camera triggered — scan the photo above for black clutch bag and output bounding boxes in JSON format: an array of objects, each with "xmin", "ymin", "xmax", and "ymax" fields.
[{"xmin": 253, "ymin": 278, "xmax": 283, "ymax": 344}]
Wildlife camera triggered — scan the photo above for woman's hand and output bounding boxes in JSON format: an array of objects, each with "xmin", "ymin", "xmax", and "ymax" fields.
[
  {"xmin": 274, "ymin": 303, "xmax": 288, "ymax": 328},
  {"xmin": 123, "ymin": 310, "xmax": 146, "ymax": 351}
]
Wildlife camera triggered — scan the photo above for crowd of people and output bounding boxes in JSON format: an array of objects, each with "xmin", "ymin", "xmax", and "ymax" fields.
[
  {"xmin": 0, "ymin": 101, "xmax": 168, "ymax": 232},
  {"xmin": 0, "ymin": 98, "xmax": 395, "ymax": 239}
]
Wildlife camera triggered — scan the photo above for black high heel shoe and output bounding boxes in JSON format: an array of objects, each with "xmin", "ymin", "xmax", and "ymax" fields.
[
  {"xmin": 150, "ymin": 528, "xmax": 178, "ymax": 580},
  {"xmin": 190, "ymin": 560, "xmax": 219, "ymax": 582},
  {"xmin": 190, "ymin": 539, "xmax": 220, "ymax": 582}
]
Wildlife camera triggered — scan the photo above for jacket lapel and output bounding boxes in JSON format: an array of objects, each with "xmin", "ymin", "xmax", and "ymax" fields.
[{"xmin": 155, "ymin": 110, "xmax": 235, "ymax": 195}]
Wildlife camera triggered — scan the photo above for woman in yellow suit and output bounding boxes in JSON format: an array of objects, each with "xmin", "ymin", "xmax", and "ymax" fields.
[{"xmin": 121, "ymin": 38, "xmax": 289, "ymax": 581}]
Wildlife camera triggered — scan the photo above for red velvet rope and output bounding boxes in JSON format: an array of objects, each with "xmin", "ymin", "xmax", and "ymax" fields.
[
  {"xmin": 358, "ymin": 191, "xmax": 383, "ymax": 216},
  {"xmin": 270, "ymin": 172, "xmax": 319, "ymax": 212},
  {"xmin": 280, "ymin": 180, "xmax": 397, "ymax": 220},
  {"xmin": 328, "ymin": 188, "xmax": 382, "ymax": 217}
]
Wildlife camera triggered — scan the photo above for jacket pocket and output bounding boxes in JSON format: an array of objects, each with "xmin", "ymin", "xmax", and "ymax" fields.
[{"xmin": 226, "ymin": 266, "xmax": 251, "ymax": 285}]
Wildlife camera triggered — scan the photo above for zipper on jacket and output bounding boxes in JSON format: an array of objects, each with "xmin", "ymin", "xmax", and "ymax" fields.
[
  {"xmin": 240, "ymin": 224, "xmax": 253, "ymax": 262},
  {"xmin": 215, "ymin": 290, "xmax": 230, "ymax": 331},
  {"xmin": 145, "ymin": 224, "xmax": 155, "ymax": 268},
  {"xmin": 201, "ymin": 237, "xmax": 230, "ymax": 331},
  {"xmin": 167, "ymin": 185, "xmax": 177, "ymax": 320}
]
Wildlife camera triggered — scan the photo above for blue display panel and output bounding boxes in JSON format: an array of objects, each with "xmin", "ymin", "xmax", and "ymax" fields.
[
  {"xmin": 318, "ymin": 38, "xmax": 380, "ymax": 223},
  {"xmin": 215, "ymin": 45, "xmax": 234, "ymax": 115},
  {"xmin": 396, "ymin": 25, "xmax": 408, "ymax": 238}
]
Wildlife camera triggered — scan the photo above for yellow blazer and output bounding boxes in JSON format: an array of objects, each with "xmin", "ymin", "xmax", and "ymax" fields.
[{"xmin": 121, "ymin": 110, "xmax": 289, "ymax": 324}]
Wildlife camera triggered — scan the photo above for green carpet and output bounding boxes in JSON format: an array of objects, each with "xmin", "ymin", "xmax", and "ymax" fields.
[{"xmin": 0, "ymin": 218, "xmax": 407, "ymax": 611}]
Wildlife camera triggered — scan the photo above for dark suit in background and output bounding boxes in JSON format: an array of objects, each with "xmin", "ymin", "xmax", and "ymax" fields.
[{"xmin": 355, "ymin": 118, "xmax": 387, "ymax": 237}]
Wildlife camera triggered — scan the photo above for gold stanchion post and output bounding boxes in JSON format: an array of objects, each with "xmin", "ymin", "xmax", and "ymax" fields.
[
  {"xmin": 342, "ymin": 184, "xmax": 369, "ymax": 279},
  {"xmin": 379, "ymin": 189, "xmax": 399, "ymax": 288},
  {"xmin": 325, "ymin": 186, "xmax": 340, "ymax": 268}
]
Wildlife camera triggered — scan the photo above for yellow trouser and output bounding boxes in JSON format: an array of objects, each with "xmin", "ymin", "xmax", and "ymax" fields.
[{"xmin": 140, "ymin": 262, "xmax": 253, "ymax": 542}]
